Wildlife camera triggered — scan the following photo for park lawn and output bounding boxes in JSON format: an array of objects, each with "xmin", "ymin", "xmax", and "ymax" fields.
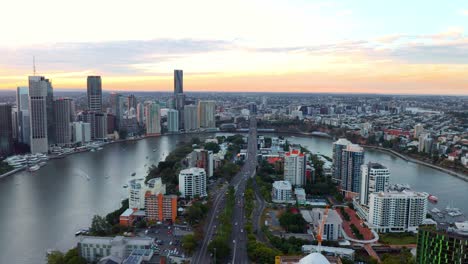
[{"xmin": 379, "ymin": 232, "xmax": 417, "ymax": 245}]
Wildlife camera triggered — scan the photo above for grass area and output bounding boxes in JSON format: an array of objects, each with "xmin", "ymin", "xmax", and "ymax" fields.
[
  {"xmin": 379, "ymin": 232, "xmax": 417, "ymax": 245},
  {"xmin": 0, "ymin": 161, "xmax": 14, "ymax": 175}
]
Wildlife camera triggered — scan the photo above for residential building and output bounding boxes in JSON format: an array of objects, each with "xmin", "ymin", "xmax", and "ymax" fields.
[
  {"xmin": 178, "ymin": 167, "xmax": 207, "ymax": 198},
  {"xmin": 186, "ymin": 149, "xmax": 214, "ymax": 177},
  {"xmin": 167, "ymin": 109, "xmax": 179, "ymax": 132},
  {"xmin": 145, "ymin": 193, "xmax": 177, "ymax": 223},
  {"xmin": 94, "ymin": 112, "xmax": 108, "ymax": 139},
  {"xmin": 28, "ymin": 76, "xmax": 50, "ymax": 153},
  {"xmin": 360, "ymin": 162, "xmax": 390, "ymax": 205},
  {"xmin": 46, "ymin": 77, "xmax": 55, "ymax": 146},
  {"xmin": 198, "ymin": 100, "xmax": 216, "ymax": 129},
  {"xmin": 332, "ymin": 138, "xmax": 352, "ymax": 182},
  {"xmin": 416, "ymin": 225, "xmax": 467, "ymax": 264},
  {"xmin": 110, "ymin": 92, "xmax": 124, "ymax": 130},
  {"xmin": 127, "ymin": 94, "xmax": 137, "ymax": 113},
  {"xmin": 129, "ymin": 177, "xmax": 167, "ymax": 210},
  {"xmin": 340, "ymin": 144, "xmax": 365, "ymax": 193},
  {"xmin": 413, "ymin": 123, "xmax": 424, "ymax": 138},
  {"xmin": 87, "ymin": 76, "xmax": 102, "ymax": 112},
  {"xmin": 174, "ymin": 69, "xmax": 183, "ymax": 94},
  {"xmin": 77, "ymin": 236, "xmax": 154, "ymax": 263},
  {"xmin": 0, "ymin": 104, "xmax": 13, "ymax": 156},
  {"xmin": 272, "ymin": 180, "xmax": 293, "ymax": 202},
  {"xmin": 136, "ymin": 103, "xmax": 144, "ymax": 125},
  {"xmin": 301, "ymin": 209, "xmax": 343, "ymax": 241},
  {"xmin": 53, "ymin": 98, "xmax": 72, "ymax": 145},
  {"xmin": 184, "ymin": 104, "xmax": 199, "ymax": 131},
  {"xmin": 16, "ymin": 86, "xmax": 30, "ymax": 145},
  {"xmin": 145, "ymin": 102, "xmax": 161, "ymax": 135},
  {"xmin": 284, "ymin": 149, "xmax": 308, "ymax": 186},
  {"xmin": 368, "ymin": 190, "xmax": 428, "ymax": 233}
]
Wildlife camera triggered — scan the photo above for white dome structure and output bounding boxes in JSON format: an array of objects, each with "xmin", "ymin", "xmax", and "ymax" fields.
[{"xmin": 299, "ymin": 253, "xmax": 331, "ymax": 264}]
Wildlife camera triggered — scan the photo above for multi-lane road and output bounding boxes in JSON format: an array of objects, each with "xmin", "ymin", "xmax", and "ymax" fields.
[{"xmin": 192, "ymin": 116, "xmax": 257, "ymax": 264}]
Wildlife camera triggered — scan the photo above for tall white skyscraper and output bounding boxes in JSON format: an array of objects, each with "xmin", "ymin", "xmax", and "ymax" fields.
[
  {"xmin": 184, "ymin": 105, "xmax": 199, "ymax": 131},
  {"xmin": 145, "ymin": 102, "xmax": 161, "ymax": 135},
  {"xmin": 28, "ymin": 76, "xmax": 50, "ymax": 153},
  {"xmin": 360, "ymin": 162, "xmax": 390, "ymax": 205},
  {"xmin": 16, "ymin": 86, "xmax": 30, "ymax": 145},
  {"xmin": 413, "ymin": 123, "xmax": 424, "ymax": 139},
  {"xmin": 198, "ymin": 100, "xmax": 216, "ymax": 129},
  {"xmin": 167, "ymin": 109, "xmax": 179, "ymax": 132},
  {"xmin": 284, "ymin": 149, "xmax": 308, "ymax": 186},
  {"xmin": 178, "ymin": 167, "xmax": 207, "ymax": 198}
]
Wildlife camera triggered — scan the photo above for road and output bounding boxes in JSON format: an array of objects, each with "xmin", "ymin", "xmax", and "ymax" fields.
[
  {"xmin": 192, "ymin": 117, "xmax": 257, "ymax": 264},
  {"xmin": 230, "ymin": 116, "xmax": 257, "ymax": 264}
]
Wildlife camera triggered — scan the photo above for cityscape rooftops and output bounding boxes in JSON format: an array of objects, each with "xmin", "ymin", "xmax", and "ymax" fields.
[
  {"xmin": 373, "ymin": 190, "xmax": 428, "ymax": 198},
  {"xmin": 273, "ymin": 180, "xmax": 292, "ymax": 190}
]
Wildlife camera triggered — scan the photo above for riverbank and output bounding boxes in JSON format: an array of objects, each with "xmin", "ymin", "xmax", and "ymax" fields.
[{"xmin": 363, "ymin": 145, "xmax": 468, "ymax": 182}]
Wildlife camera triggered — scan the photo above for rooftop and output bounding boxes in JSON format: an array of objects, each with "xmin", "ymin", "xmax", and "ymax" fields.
[{"xmin": 273, "ymin": 180, "xmax": 292, "ymax": 190}]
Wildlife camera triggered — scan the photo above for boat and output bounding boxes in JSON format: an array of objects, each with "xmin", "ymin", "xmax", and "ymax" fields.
[
  {"xmin": 437, "ymin": 213, "xmax": 444, "ymax": 218},
  {"xmin": 431, "ymin": 208, "xmax": 441, "ymax": 213},
  {"xmin": 38, "ymin": 162, "xmax": 47, "ymax": 167},
  {"xmin": 97, "ymin": 147, "xmax": 103, "ymax": 151},
  {"xmin": 428, "ymin": 194, "xmax": 438, "ymax": 203},
  {"xmin": 153, "ymin": 149, "xmax": 157, "ymax": 152},
  {"xmin": 90, "ymin": 149, "xmax": 96, "ymax": 152},
  {"xmin": 131, "ymin": 172, "xmax": 136, "ymax": 176},
  {"xmin": 123, "ymin": 184, "xmax": 128, "ymax": 188},
  {"xmin": 448, "ymin": 211, "xmax": 463, "ymax": 217},
  {"xmin": 28, "ymin": 165, "xmax": 40, "ymax": 172}
]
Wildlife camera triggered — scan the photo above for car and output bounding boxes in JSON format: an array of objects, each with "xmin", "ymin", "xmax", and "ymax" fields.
[
  {"xmin": 235, "ymin": 222, "xmax": 238, "ymax": 226},
  {"xmin": 241, "ymin": 229, "xmax": 243, "ymax": 233}
]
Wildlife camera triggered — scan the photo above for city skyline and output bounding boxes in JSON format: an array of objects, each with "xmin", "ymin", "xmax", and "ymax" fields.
[{"xmin": 1, "ymin": 0, "xmax": 468, "ymax": 95}]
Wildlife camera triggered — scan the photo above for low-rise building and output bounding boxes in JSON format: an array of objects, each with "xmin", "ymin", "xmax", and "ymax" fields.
[
  {"xmin": 301, "ymin": 209, "xmax": 343, "ymax": 241},
  {"xmin": 302, "ymin": 245, "xmax": 354, "ymax": 261},
  {"xmin": 78, "ymin": 236, "xmax": 154, "ymax": 263},
  {"xmin": 272, "ymin": 180, "xmax": 293, "ymax": 202},
  {"xmin": 145, "ymin": 193, "xmax": 177, "ymax": 223}
]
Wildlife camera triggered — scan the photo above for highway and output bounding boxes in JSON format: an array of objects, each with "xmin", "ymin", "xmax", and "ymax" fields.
[{"xmin": 192, "ymin": 116, "xmax": 257, "ymax": 264}]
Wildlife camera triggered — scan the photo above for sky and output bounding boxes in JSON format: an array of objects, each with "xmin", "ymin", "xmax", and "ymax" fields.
[{"xmin": 1, "ymin": 0, "xmax": 468, "ymax": 95}]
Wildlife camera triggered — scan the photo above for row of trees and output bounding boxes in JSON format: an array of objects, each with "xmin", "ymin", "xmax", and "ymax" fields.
[{"xmin": 47, "ymin": 248, "xmax": 86, "ymax": 264}]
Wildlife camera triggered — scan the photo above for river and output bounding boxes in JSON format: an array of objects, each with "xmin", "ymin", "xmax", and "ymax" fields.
[{"xmin": 0, "ymin": 133, "xmax": 466, "ymax": 263}]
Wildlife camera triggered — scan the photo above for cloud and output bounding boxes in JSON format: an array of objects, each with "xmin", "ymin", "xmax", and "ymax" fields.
[
  {"xmin": 0, "ymin": 39, "xmax": 231, "ymax": 75},
  {"xmin": 375, "ymin": 34, "xmax": 405, "ymax": 44},
  {"xmin": 459, "ymin": 9, "xmax": 468, "ymax": 16}
]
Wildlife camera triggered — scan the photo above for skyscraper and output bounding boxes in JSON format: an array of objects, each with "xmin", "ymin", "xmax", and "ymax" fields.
[
  {"xmin": 340, "ymin": 144, "xmax": 365, "ymax": 193},
  {"xmin": 53, "ymin": 98, "xmax": 72, "ymax": 145},
  {"xmin": 174, "ymin": 69, "xmax": 183, "ymax": 94},
  {"xmin": 183, "ymin": 105, "xmax": 199, "ymax": 131},
  {"xmin": 16, "ymin": 86, "xmax": 30, "ymax": 145},
  {"xmin": 284, "ymin": 149, "xmax": 308, "ymax": 186},
  {"xmin": 136, "ymin": 102, "xmax": 145, "ymax": 125},
  {"xmin": 145, "ymin": 102, "xmax": 161, "ymax": 135},
  {"xmin": 414, "ymin": 123, "xmax": 424, "ymax": 139},
  {"xmin": 109, "ymin": 92, "xmax": 124, "ymax": 130},
  {"xmin": 416, "ymin": 225, "xmax": 467, "ymax": 264},
  {"xmin": 87, "ymin": 76, "xmax": 102, "ymax": 112},
  {"xmin": 167, "ymin": 109, "xmax": 179, "ymax": 132},
  {"xmin": 198, "ymin": 100, "xmax": 216, "ymax": 129},
  {"xmin": 0, "ymin": 104, "xmax": 13, "ymax": 156},
  {"xmin": 178, "ymin": 167, "xmax": 207, "ymax": 198},
  {"xmin": 28, "ymin": 76, "xmax": 50, "ymax": 153},
  {"xmin": 93, "ymin": 113, "xmax": 108, "ymax": 139},
  {"xmin": 332, "ymin": 138, "xmax": 352, "ymax": 182},
  {"xmin": 360, "ymin": 162, "xmax": 390, "ymax": 205},
  {"xmin": 46, "ymin": 79, "xmax": 54, "ymax": 145}
]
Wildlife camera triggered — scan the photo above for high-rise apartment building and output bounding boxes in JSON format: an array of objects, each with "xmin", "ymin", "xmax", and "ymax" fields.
[
  {"xmin": 340, "ymin": 144, "xmax": 365, "ymax": 193},
  {"xmin": 360, "ymin": 162, "xmax": 390, "ymax": 205},
  {"xmin": 272, "ymin": 180, "xmax": 293, "ymax": 202},
  {"xmin": 167, "ymin": 109, "xmax": 179, "ymax": 132},
  {"xmin": 416, "ymin": 225, "xmax": 467, "ymax": 264},
  {"xmin": 28, "ymin": 76, "xmax": 50, "ymax": 153},
  {"xmin": 368, "ymin": 190, "xmax": 427, "ymax": 233},
  {"xmin": 198, "ymin": 100, "xmax": 216, "ymax": 129},
  {"xmin": 332, "ymin": 138, "xmax": 352, "ymax": 182},
  {"xmin": 46, "ymin": 78, "xmax": 55, "ymax": 146},
  {"xmin": 86, "ymin": 76, "xmax": 102, "ymax": 112},
  {"xmin": 178, "ymin": 167, "xmax": 207, "ymax": 198},
  {"xmin": 109, "ymin": 93, "xmax": 124, "ymax": 130},
  {"xmin": 93, "ymin": 113, "xmax": 108, "ymax": 139},
  {"xmin": 144, "ymin": 178, "xmax": 177, "ymax": 223},
  {"xmin": 284, "ymin": 149, "xmax": 308, "ymax": 186},
  {"xmin": 0, "ymin": 104, "xmax": 13, "ymax": 156},
  {"xmin": 16, "ymin": 86, "xmax": 30, "ymax": 145},
  {"xmin": 145, "ymin": 103, "xmax": 161, "ymax": 135},
  {"xmin": 71, "ymin": 122, "xmax": 91, "ymax": 144},
  {"xmin": 187, "ymin": 149, "xmax": 214, "ymax": 177},
  {"xmin": 183, "ymin": 105, "xmax": 199, "ymax": 131},
  {"xmin": 53, "ymin": 98, "xmax": 72, "ymax": 145},
  {"xmin": 413, "ymin": 123, "xmax": 424, "ymax": 139},
  {"xmin": 136, "ymin": 103, "xmax": 145, "ymax": 125},
  {"xmin": 127, "ymin": 94, "xmax": 137, "ymax": 112}
]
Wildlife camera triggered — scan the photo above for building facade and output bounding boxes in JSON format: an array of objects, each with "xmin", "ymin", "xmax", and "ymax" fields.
[
  {"xmin": 360, "ymin": 162, "xmax": 390, "ymax": 205},
  {"xmin": 183, "ymin": 105, "xmax": 199, "ymax": 131},
  {"xmin": 187, "ymin": 149, "xmax": 214, "ymax": 177},
  {"xmin": 368, "ymin": 190, "xmax": 428, "ymax": 233},
  {"xmin": 332, "ymin": 138, "xmax": 352, "ymax": 182},
  {"xmin": 87, "ymin": 76, "xmax": 102, "ymax": 112},
  {"xmin": 178, "ymin": 167, "xmax": 207, "ymax": 198},
  {"xmin": 340, "ymin": 144, "xmax": 365, "ymax": 193},
  {"xmin": 416, "ymin": 225, "xmax": 467, "ymax": 264},
  {"xmin": 16, "ymin": 86, "xmax": 30, "ymax": 145},
  {"xmin": 28, "ymin": 76, "xmax": 50, "ymax": 153},
  {"xmin": 145, "ymin": 193, "xmax": 177, "ymax": 223},
  {"xmin": 167, "ymin": 109, "xmax": 179, "ymax": 132}
]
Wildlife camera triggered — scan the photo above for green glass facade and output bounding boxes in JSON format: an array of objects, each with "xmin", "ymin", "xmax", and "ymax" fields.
[{"xmin": 416, "ymin": 225, "xmax": 467, "ymax": 264}]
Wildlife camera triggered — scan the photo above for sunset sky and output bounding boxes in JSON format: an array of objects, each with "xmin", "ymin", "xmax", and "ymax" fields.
[{"xmin": 1, "ymin": 0, "xmax": 468, "ymax": 95}]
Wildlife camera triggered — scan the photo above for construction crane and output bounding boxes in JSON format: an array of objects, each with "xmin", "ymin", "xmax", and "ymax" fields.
[{"xmin": 316, "ymin": 205, "xmax": 329, "ymax": 252}]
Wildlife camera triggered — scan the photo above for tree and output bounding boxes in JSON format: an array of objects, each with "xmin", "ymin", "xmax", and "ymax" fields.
[
  {"xmin": 204, "ymin": 142, "xmax": 220, "ymax": 153},
  {"xmin": 208, "ymin": 237, "xmax": 230, "ymax": 263},
  {"xmin": 90, "ymin": 215, "xmax": 111, "ymax": 236},
  {"xmin": 48, "ymin": 248, "xmax": 86, "ymax": 264},
  {"xmin": 182, "ymin": 234, "xmax": 198, "ymax": 254},
  {"xmin": 47, "ymin": 251, "xmax": 64, "ymax": 264}
]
